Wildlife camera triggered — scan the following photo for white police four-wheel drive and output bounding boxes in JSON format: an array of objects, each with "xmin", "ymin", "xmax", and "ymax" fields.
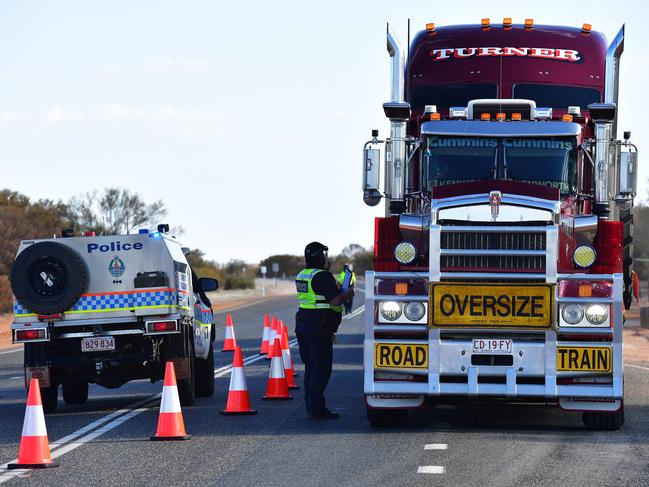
[{"xmin": 10, "ymin": 228, "xmax": 218, "ymax": 413}]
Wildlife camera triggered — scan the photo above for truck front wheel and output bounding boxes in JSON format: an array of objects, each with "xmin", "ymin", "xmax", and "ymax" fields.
[
  {"xmin": 62, "ymin": 381, "xmax": 89, "ymax": 404},
  {"xmin": 366, "ymin": 406, "xmax": 408, "ymax": 427},
  {"xmin": 41, "ymin": 385, "xmax": 59, "ymax": 414},
  {"xmin": 583, "ymin": 405, "xmax": 625, "ymax": 431}
]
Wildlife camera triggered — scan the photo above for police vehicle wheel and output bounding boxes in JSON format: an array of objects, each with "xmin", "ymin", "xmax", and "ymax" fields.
[
  {"xmin": 366, "ymin": 406, "xmax": 408, "ymax": 427},
  {"xmin": 41, "ymin": 385, "xmax": 59, "ymax": 414},
  {"xmin": 582, "ymin": 405, "xmax": 625, "ymax": 431},
  {"xmin": 10, "ymin": 242, "xmax": 88, "ymax": 315},
  {"xmin": 177, "ymin": 332, "xmax": 195, "ymax": 406},
  {"xmin": 62, "ymin": 380, "xmax": 89, "ymax": 404},
  {"xmin": 195, "ymin": 341, "xmax": 215, "ymax": 397}
]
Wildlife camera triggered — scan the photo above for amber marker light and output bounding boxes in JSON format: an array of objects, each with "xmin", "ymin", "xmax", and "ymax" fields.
[
  {"xmin": 503, "ymin": 17, "xmax": 512, "ymax": 29},
  {"xmin": 430, "ymin": 113, "xmax": 441, "ymax": 120},
  {"xmin": 511, "ymin": 112, "xmax": 522, "ymax": 121},
  {"xmin": 562, "ymin": 114, "xmax": 574, "ymax": 122},
  {"xmin": 395, "ymin": 283, "xmax": 409, "ymax": 295},
  {"xmin": 480, "ymin": 113, "xmax": 491, "ymax": 121},
  {"xmin": 579, "ymin": 284, "xmax": 593, "ymax": 298},
  {"xmin": 582, "ymin": 23, "xmax": 592, "ymax": 34},
  {"xmin": 426, "ymin": 22, "xmax": 436, "ymax": 32},
  {"xmin": 524, "ymin": 18, "xmax": 534, "ymax": 29},
  {"xmin": 496, "ymin": 112, "xmax": 506, "ymax": 121},
  {"xmin": 481, "ymin": 18, "xmax": 491, "ymax": 29}
]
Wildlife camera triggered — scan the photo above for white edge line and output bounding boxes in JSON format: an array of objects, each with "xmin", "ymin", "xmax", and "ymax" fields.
[
  {"xmin": 0, "ymin": 348, "xmax": 22, "ymax": 356},
  {"xmin": 424, "ymin": 444, "xmax": 448, "ymax": 450},
  {"xmin": 417, "ymin": 466, "xmax": 445, "ymax": 474},
  {"xmin": 624, "ymin": 363, "xmax": 649, "ymax": 372}
]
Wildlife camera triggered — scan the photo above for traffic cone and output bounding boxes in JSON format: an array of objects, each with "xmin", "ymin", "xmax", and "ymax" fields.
[
  {"xmin": 280, "ymin": 323, "xmax": 299, "ymax": 390},
  {"xmin": 221, "ymin": 347, "xmax": 257, "ymax": 415},
  {"xmin": 8, "ymin": 378, "xmax": 58, "ymax": 469},
  {"xmin": 150, "ymin": 362, "xmax": 190, "ymax": 441},
  {"xmin": 222, "ymin": 314, "xmax": 237, "ymax": 352},
  {"xmin": 260, "ymin": 314, "xmax": 271, "ymax": 355},
  {"xmin": 266, "ymin": 317, "xmax": 279, "ymax": 359},
  {"xmin": 262, "ymin": 339, "xmax": 292, "ymax": 400}
]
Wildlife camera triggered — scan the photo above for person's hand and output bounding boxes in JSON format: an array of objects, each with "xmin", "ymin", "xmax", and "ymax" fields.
[{"xmin": 346, "ymin": 287, "xmax": 355, "ymax": 298}]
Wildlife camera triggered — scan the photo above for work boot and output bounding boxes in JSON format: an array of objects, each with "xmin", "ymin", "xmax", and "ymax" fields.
[{"xmin": 309, "ymin": 409, "xmax": 339, "ymax": 420}]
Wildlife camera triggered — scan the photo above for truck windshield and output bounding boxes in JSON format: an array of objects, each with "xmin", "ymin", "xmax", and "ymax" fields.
[{"xmin": 423, "ymin": 135, "xmax": 578, "ymax": 193}]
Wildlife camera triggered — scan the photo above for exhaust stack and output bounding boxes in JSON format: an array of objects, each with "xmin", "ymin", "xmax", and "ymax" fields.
[{"xmin": 604, "ymin": 25, "xmax": 624, "ymax": 138}]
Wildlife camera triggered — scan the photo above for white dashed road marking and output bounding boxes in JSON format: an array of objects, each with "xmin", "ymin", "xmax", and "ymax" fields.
[
  {"xmin": 424, "ymin": 444, "xmax": 448, "ymax": 450},
  {"xmin": 418, "ymin": 466, "xmax": 445, "ymax": 474}
]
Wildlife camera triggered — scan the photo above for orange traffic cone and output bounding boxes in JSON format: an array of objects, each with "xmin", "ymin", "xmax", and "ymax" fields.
[
  {"xmin": 221, "ymin": 347, "xmax": 257, "ymax": 415},
  {"xmin": 262, "ymin": 339, "xmax": 292, "ymax": 400},
  {"xmin": 266, "ymin": 317, "xmax": 279, "ymax": 359},
  {"xmin": 150, "ymin": 362, "xmax": 190, "ymax": 441},
  {"xmin": 280, "ymin": 323, "xmax": 299, "ymax": 390},
  {"xmin": 260, "ymin": 314, "xmax": 271, "ymax": 355},
  {"xmin": 222, "ymin": 314, "xmax": 237, "ymax": 352},
  {"xmin": 8, "ymin": 378, "xmax": 57, "ymax": 469}
]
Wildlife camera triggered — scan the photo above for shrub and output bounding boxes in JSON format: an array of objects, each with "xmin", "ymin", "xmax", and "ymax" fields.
[{"xmin": 0, "ymin": 275, "xmax": 13, "ymax": 313}]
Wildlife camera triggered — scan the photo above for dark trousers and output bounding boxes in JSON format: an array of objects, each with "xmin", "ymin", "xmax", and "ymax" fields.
[
  {"xmin": 296, "ymin": 325, "xmax": 333, "ymax": 416},
  {"xmin": 344, "ymin": 296, "xmax": 353, "ymax": 314}
]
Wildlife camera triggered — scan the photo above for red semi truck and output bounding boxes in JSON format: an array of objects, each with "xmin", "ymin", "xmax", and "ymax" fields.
[{"xmin": 362, "ymin": 19, "xmax": 638, "ymax": 430}]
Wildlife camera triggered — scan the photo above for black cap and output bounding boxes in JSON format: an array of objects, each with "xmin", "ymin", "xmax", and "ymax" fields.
[{"xmin": 305, "ymin": 242, "xmax": 328, "ymax": 259}]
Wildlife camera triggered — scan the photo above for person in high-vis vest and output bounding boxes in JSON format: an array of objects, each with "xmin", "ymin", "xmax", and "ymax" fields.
[
  {"xmin": 336, "ymin": 264, "xmax": 356, "ymax": 314},
  {"xmin": 295, "ymin": 242, "xmax": 354, "ymax": 419}
]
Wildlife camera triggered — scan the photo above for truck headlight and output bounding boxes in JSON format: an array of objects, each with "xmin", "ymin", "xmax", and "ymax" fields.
[
  {"xmin": 561, "ymin": 304, "xmax": 584, "ymax": 324},
  {"xmin": 394, "ymin": 242, "xmax": 416, "ymax": 264},
  {"xmin": 573, "ymin": 245, "xmax": 597, "ymax": 268},
  {"xmin": 585, "ymin": 304, "xmax": 608, "ymax": 325},
  {"xmin": 380, "ymin": 301, "xmax": 402, "ymax": 321},
  {"xmin": 404, "ymin": 302, "xmax": 426, "ymax": 321}
]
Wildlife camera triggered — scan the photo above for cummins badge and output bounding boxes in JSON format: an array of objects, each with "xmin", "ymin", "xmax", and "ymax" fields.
[{"xmin": 489, "ymin": 191, "xmax": 502, "ymax": 219}]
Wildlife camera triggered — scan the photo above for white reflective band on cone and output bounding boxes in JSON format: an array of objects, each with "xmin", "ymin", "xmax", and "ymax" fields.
[
  {"xmin": 160, "ymin": 386, "xmax": 182, "ymax": 413},
  {"xmin": 21, "ymin": 405, "xmax": 47, "ymax": 437},
  {"xmin": 229, "ymin": 368, "xmax": 248, "ymax": 392},
  {"xmin": 225, "ymin": 327, "xmax": 235, "ymax": 339},
  {"xmin": 282, "ymin": 349, "xmax": 291, "ymax": 370},
  {"xmin": 262, "ymin": 326, "xmax": 270, "ymax": 341},
  {"xmin": 269, "ymin": 357, "xmax": 285, "ymax": 379}
]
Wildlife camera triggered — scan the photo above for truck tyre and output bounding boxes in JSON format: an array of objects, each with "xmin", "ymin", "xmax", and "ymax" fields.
[
  {"xmin": 366, "ymin": 406, "xmax": 408, "ymax": 427},
  {"xmin": 10, "ymin": 241, "xmax": 88, "ymax": 315},
  {"xmin": 62, "ymin": 381, "xmax": 89, "ymax": 404},
  {"xmin": 195, "ymin": 341, "xmax": 215, "ymax": 397},
  {"xmin": 582, "ymin": 405, "xmax": 625, "ymax": 431},
  {"xmin": 177, "ymin": 331, "xmax": 195, "ymax": 407},
  {"xmin": 41, "ymin": 385, "xmax": 59, "ymax": 414}
]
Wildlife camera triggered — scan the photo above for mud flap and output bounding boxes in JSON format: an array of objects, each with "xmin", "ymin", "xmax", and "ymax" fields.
[
  {"xmin": 366, "ymin": 393, "xmax": 424, "ymax": 409},
  {"xmin": 25, "ymin": 366, "xmax": 51, "ymax": 389},
  {"xmin": 170, "ymin": 357, "xmax": 191, "ymax": 380},
  {"xmin": 559, "ymin": 397, "xmax": 622, "ymax": 412}
]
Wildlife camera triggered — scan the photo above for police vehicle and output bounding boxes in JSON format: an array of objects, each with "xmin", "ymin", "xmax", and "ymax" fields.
[{"xmin": 9, "ymin": 225, "xmax": 217, "ymax": 413}]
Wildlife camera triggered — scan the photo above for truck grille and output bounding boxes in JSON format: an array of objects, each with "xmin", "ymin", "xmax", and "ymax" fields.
[{"xmin": 441, "ymin": 230, "xmax": 546, "ymax": 272}]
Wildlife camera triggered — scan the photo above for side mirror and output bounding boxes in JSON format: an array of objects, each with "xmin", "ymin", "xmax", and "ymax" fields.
[
  {"xmin": 617, "ymin": 149, "xmax": 638, "ymax": 200},
  {"xmin": 199, "ymin": 277, "xmax": 219, "ymax": 292},
  {"xmin": 363, "ymin": 147, "xmax": 382, "ymax": 206}
]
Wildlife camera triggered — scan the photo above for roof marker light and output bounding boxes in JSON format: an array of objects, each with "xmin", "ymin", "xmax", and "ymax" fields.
[
  {"xmin": 533, "ymin": 107, "xmax": 553, "ymax": 120},
  {"xmin": 481, "ymin": 18, "xmax": 491, "ymax": 29},
  {"xmin": 449, "ymin": 107, "xmax": 468, "ymax": 119},
  {"xmin": 496, "ymin": 112, "xmax": 506, "ymax": 121},
  {"xmin": 429, "ymin": 113, "xmax": 441, "ymax": 121},
  {"xmin": 424, "ymin": 105, "xmax": 437, "ymax": 114},
  {"xmin": 524, "ymin": 18, "xmax": 534, "ymax": 30},
  {"xmin": 581, "ymin": 23, "xmax": 592, "ymax": 34},
  {"xmin": 503, "ymin": 17, "xmax": 512, "ymax": 29},
  {"xmin": 568, "ymin": 106, "xmax": 581, "ymax": 116},
  {"xmin": 511, "ymin": 112, "xmax": 522, "ymax": 121},
  {"xmin": 480, "ymin": 113, "xmax": 491, "ymax": 121},
  {"xmin": 426, "ymin": 22, "xmax": 436, "ymax": 32},
  {"xmin": 562, "ymin": 114, "xmax": 574, "ymax": 122}
]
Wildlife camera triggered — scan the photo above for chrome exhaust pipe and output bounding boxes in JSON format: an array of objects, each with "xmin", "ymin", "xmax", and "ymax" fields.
[
  {"xmin": 605, "ymin": 25, "xmax": 624, "ymax": 137},
  {"xmin": 385, "ymin": 24, "xmax": 407, "ymax": 214}
]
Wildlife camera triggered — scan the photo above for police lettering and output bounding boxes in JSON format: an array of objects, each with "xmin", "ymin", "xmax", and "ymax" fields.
[
  {"xmin": 431, "ymin": 46, "xmax": 580, "ymax": 62},
  {"xmin": 87, "ymin": 241, "xmax": 144, "ymax": 253},
  {"xmin": 439, "ymin": 293, "xmax": 545, "ymax": 318}
]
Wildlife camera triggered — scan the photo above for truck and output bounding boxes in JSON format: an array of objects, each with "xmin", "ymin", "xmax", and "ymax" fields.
[
  {"xmin": 10, "ymin": 225, "xmax": 218, "ymax": 413},
  {"xmin": 361, "ymin": 18, "xmax": 638, "ymax": 430}
]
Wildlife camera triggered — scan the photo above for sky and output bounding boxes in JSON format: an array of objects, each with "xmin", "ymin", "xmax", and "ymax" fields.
[{"xmin": 0, "ymin": 0, "xmax": 647, "ymax": 263}]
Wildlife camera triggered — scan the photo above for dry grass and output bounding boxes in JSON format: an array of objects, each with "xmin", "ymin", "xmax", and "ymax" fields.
[{"xmin": 0, "ymin": 275, "xmax": 12, "ymax": 313}]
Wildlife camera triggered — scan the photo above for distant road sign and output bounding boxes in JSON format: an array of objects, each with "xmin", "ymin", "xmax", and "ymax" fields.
[
  {"xmin": 272, "ymin": 263, "xmax": 279, "ymax": 273},
  {"xmin": 260, "ymin": 265, "xmax": 267, "ymax": 275}
]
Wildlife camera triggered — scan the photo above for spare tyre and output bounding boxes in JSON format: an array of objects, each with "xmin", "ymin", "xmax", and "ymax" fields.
[{"xmin": 10, "ymin": 242, "xmax": 88, "ymax": 315}]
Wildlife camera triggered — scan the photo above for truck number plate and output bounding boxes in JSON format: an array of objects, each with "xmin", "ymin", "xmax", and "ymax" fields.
[
  {"xmin": 81, "ymin": 337, "xmax": 115, "ymax": 352},
  {"xmin": 472, "ymin": 338, "xmax": 512, "ymax": 354},
  {"xmin": 430, "ymin": 283, "xmax": 553, "ymax": 327},
  {"xmin": 557, "ymin": 346, "xmax": 612, "ymax": 372},
  {"xmin": 374, "ymin": 343, "xmax": 428, "ymax": 369}
]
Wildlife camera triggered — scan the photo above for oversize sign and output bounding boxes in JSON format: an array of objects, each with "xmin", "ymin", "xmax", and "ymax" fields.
[
  {"xmin": 374, "ymin": 343, "xmax": 428, "ymax": 369},
  {"xmin": 430, "ymin": 283, "xmax": 552, "ymax": 327},
  {"xmin": 557, "ymin": 347, "xmax": 612, "ymax": 372}
]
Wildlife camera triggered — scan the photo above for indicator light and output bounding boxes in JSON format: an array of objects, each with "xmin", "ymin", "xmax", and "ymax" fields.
[
  {"xmin": 496, "ymin": 112, "xmax": 506, "ymax": 120},
  {"xmin": 395, "ymin": 283, "xmax": 409, "ymax": 295},
  {"xmin": 480, "ymin": 113, "xmax": 491, "ymax": 121},
  {"xmin": 511, "ymin": 112, "xmax": 522, "ymax": 121},
  {"xmin": 578, "ymin": 284, "xmax": 593, "ymax": 298},
  {"xmin": 562, "ymin": 114, "xmax": 574, "ymax": 122},
  {"xmin": 429, "ymin": 113, "xmax": 441, "ymax": 120}
]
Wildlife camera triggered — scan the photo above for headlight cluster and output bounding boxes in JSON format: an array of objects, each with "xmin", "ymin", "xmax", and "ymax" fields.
[
  {"xmin": 379, "ymin": 301, "xmax": 426, "ymax": 322},
  {"xmin": 561, "ymin": 303, "xmax": 608, "ymax": 326}
]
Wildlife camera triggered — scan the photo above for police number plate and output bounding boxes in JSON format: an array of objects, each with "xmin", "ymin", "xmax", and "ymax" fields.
[
  {"xmin": 430, "ymin": 283, "xmax": 553, "ymax": 327},
  {"xmin": 374, "ymin": 343, "xmax": 428, "ymax": 369},
  {"xmin": 81, "ymin": 337, "xmax": 115, "ymax": 352}
]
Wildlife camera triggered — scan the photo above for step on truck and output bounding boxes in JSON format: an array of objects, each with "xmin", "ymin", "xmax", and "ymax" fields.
[
  {"xmin": 361, "ymin": 19, "xmax": 638, "ymax": 430},
  {"xmin": 10, "ymin": 225, "xmax": 218, "ymax": 413}
]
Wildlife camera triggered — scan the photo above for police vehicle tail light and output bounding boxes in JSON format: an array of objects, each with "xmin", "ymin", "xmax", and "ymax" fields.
[
  {"xmin": 146, "ymin": 320, "xmax": 178, "ymax": 334},
  {"xmin": 585, "ymin": 304, "xmax": 608, "ymax": 325},
  {"xmin": 404, "ymin": 302, "xmax": 426, "ymax": 321},
  {"xmin": 394, "ymin": 241, "xmax": 416, "ymax": 264},
  {"xmin": 15, "ymin": 328, "xmax": 47, "ymax": 342},
  {"xmin": 561, "ymin": 304, "xmax": 584, "ymax": 324},
  {"xmin": 379, "ymin": 301, "xmax": 402, "ymax": 321},
  {"xmin": 573, "ymin": 245, "xmax": 597, "ymax": 268}
]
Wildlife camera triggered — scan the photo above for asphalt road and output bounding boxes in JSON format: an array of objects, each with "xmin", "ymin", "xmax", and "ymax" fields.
[{"xmin": 1, "ymin": 290, "xmax": 648, "ymax": 486}]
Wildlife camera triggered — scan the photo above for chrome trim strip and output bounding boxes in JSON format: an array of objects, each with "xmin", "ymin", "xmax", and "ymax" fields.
[
  {"xmin": 441, "ymin": 249, "xmax": 545, "ymax": 257},
  {"xmin": 440, "ymin": 225, "xmax": 550, "ymax": 233},
  {"xmin": 440, "ymin": 272, "xmax": 546, "ymax": 280},
  {"xmin": 59, "ymin": 329, "xmax": 144, "ymax": 338},
  {"xmin": 545, "ymin": 225, "xmax": 558, "ymax": 283},
  {"xmin": 421, "ymin": 120, "xmax": 581, "ymax": 137}
]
